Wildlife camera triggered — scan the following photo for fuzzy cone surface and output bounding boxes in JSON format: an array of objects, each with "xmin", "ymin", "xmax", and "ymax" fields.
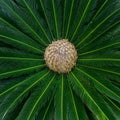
[{"xmin": 0, "ymin": 0, "xmax": 120, "ymax": 120}]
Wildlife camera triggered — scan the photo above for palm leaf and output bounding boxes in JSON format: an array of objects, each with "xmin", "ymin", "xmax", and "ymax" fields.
[
  {"xmin": 54, "ymin": 75, "xmax": 67, "ymax": 120},
  {"xmin": 70, "ymin": 71, "xmax": 117, "ymax": 120},
  {"xmin": 0, "ymin": 70, "xmax": 50, "ymax": 119},
  {"xmin": 16, "ymin": 73, "xmax": 56, "ymax": 120},
  {"xmin": 0, "ymin": 0, "xmax": 120, "ymax": 120},
  {"xmin": 67, "ymin": 81, "xmax": 88, "ymax": 120}
]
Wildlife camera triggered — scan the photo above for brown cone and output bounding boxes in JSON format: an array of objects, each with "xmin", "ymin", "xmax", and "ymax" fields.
[{"xmin": 44, "ymin": 39, "xmax": 77, "ymax": 73}]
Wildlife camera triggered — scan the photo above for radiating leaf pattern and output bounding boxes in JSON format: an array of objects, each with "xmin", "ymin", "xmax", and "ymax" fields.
[{"xmin": 0, "ymin": 0, "xmax": 120, "ymax": 120}]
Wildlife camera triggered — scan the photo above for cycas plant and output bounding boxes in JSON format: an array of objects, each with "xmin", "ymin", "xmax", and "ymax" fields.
[{"xmin": 0, "ymin": 0, "xmax": 120, "ymax": 120}]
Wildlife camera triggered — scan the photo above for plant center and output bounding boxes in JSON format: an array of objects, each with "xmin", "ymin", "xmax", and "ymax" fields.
[{"xmin": 44, "ymin": 39, "xmax": 78, "ymax": 73}]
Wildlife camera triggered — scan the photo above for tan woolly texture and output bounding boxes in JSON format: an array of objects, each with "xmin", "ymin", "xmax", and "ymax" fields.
[{"xmin": 44, "ymin": 39, "xmax": 77, "ymax": 73}]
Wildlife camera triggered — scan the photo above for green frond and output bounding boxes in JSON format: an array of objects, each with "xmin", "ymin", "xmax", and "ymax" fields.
[
  {"xmin": 0, "ymin": 70, "xmax": 50, "ymax": 120},
  {"xmin": 16, "ymin": 73, "xmax": 56, "ymax": 120},
  {"xmin": 69, "ymin": 71, "xmax": 115, "ymax": 120},
  {"xmin": 54, "ymin": 75, "xmax": 66, "ymax": 120},
  {"xmin": 76, "ymin": 67, "xmax": 120, "ymax": 103},
  {"xmin": 67, "ymin": 81, "xmax": 88, "ymax": 120},
  {"xmin": 0, "ymin": 18, "xmax": 44, "ymax": 53},
  {"xmin": 0, "ymin": 0, "xmax": 120, "ymax": 119}
]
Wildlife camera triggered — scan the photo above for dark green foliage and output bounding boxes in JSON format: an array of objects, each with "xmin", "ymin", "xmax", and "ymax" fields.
[{"xmin": 0, "ymin": 0, "xmax": 120, "ymax": 120}]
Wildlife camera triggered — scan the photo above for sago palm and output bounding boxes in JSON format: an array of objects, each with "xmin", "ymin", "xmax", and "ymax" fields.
[{"xmin": 0, "ymin": 0, "xmax": 120, "ymax": 120}]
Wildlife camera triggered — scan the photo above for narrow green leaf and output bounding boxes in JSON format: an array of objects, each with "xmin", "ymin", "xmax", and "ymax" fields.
[
  {"xmin": 71, "ymin": 0, "xmax": 92, "ymax": 40},
  {"xmin": 67, "ymin": 81, "xmax": 79, "ymax": 120},
  {"xmin": 65, "ymin": 0, "xmax": 74, "ymax": 38},
  {"xmin": 0, "ymin": 34, "xmax": 43, "ymax": 54},
  {"xmin": 0, "ymin": 64, "xmax": 45, "ymax": 79},
  {"xmin": 0, "ymin": 57, "xmax": 42, "ymax": 61},
  {"xmin": 54, "ymin": 75, "xmax": 68, "ymax": 120},
  {"xmin": 52, "ymin": 0, "xmax": 59, "ymax": 39},
  {"xmin": 104, "ymin": 96, "xmax": 120, "ymax": 120},
  {"xmin": 76, "ymin": 67, "xmax": 120, "ymax": 103},
  {"xmin": 39, "ymin": 0, "xmax": 54, "ymax": 39},
  {"xmin": 79, "ymin": 42, "xmax": 120, "ymax": 56},
  {"xmin": 70, "ymin": 71, "xmax": 115, "ymax": 120},
  {"xmin": 0, "ymin": 70, "xmax": 50, "ymax": 120},
  {"xmin": 79, "ymin": 65, "xmax": 120, "ymax": 76},
  {"xmin": 79, "ymin": 58, "xmax": 120, "ymax": 61},
  {"xmin": 0, "ymin": 18, "xmax": 43, "ymax": 53},
  {"xmin": 77, "ymin": 7, "xmax": 120, "ymax": 47},
  {"xmin": 1, "ymin": 0, "xmax": 47, "ymax": 46},
  {"xmin": 22, "ymin": 0, "xmax": 51, "ymax": 43},
  {"xmin": 41, "ymin": 95, "xmax": 54, "ymax": 120},
  {"xmin": 16, "ymin": 73, "xmax": 56, "ymax": 120},
  {"xmin": 80, "ymin": 20, "xmax": 120, "ymax": 50}
]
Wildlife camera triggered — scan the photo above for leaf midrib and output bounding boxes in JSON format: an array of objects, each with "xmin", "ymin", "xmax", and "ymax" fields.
[
  {"xmin": 75, "ymin": 0, "xmax": 108, "ymax": 43},
  {"xmin": 68, "ymin": 81, "xmax": 79, "ymax": 120},
  {"xmin": 65, "ymin": 0, "xmax": 74, "ymax": 38},
  {"xmin": 76, "ymin": 67, "xmax": 120, "ymax": 102},
  {"xmin": 27, "ymin": 75, "xmax": 56, "ymax": 120},
  {"xmin": 80, "ymin": 20, "xmax": 120, "ymax": 49},
  {"xmin": 77, "ymin": 8, "xmax": 120, "ymax": 47},
  {"xmin": 42, "ymin": 94, "xmax": 54, "ymax": 120},
  {"xmin": 1, "ymin": 0, "xmax": 47, "ymax": 46},
  {"xmin": 61, "ymin": 75, "xmax": 64, "ymax": 120},
  {"xmin": 71, "ymin": 0, "xmax": 92, "ymax": 40},
  {"xmin": 52, "ymin": 0, "xmax": 59, "ymax": 39},
  {"xmin": 0, "ymin": 64, "xmax": 45, "ymax": 76},
  {"xmin": 80, "ymin": 64, "xmax": 120, "ymax": 76},
  {"xmin": 22, "ymin": 0, "xmax": 50, "ymax": 43},
  {"xmin": 0, "ymin": 57, "xmax": 43, "ymax": 61},
  {"xmin": 79, "ymin": 58, "xmax": 120, "ymax": 61},
  {"xmin": 0, "ymin": 34, "xmax": 43, "ymax": 53},
  {"xmin": 71, "ymin": 72, "xmax": 108, "ymax": 120},
  {"xmin": 2, "ymin": 71, "xmax": 50, "ymax": 120},
  {"xmin": 79, "ymin": 42, "xmax": 120, "ymax": 56},
  {"xmin": 39, "ymin": 0, "xmax": 54, "ymax": 39},
  {"xmin": 105, "ymin": 96, "xmax": 120, "ymax": 110}
]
